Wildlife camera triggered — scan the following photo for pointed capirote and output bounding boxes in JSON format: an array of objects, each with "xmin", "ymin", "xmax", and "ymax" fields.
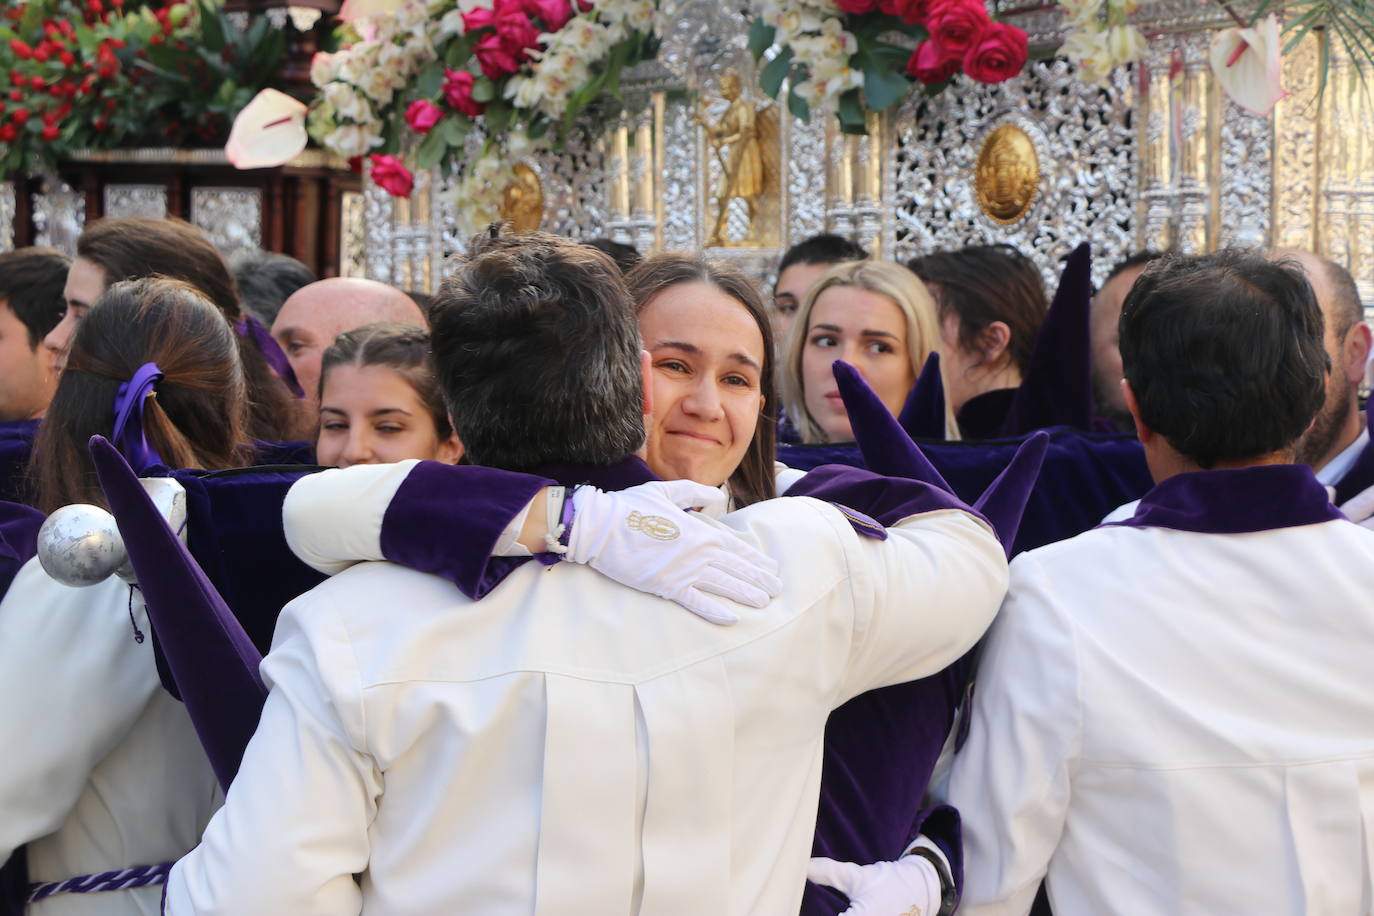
[
  {"xmin": 88, "ymin": 435, "xmax": 266, "ymax": 790},
  {"xmin": 973, "ymin": 430, "xmax": 1050, "ymax": 556},
  {"xmin": 897, "ymin": 351, "xmax": 948, "ymax": 440},
  {"xmin": 997, "ymin": 241, "xmax": 1095, "ymax": 436},
  {"xmin": 833, "ymin": 360, "xmax": 954, "ymax": 493}
]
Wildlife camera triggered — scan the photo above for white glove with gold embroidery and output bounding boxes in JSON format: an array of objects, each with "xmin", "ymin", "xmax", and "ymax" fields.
[
  {"xmin": 807, "ymin": 853, "xmax": 944, "ymax": 916},
  {"xmin": 566, "ymin": 481, "xmax": 783, "ymax": 625}
]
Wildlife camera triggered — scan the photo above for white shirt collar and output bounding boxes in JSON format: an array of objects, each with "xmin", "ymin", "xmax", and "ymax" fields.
[{"xmin": 1316, "ymin": 425, "xmax": 1369, "ymax": 487}]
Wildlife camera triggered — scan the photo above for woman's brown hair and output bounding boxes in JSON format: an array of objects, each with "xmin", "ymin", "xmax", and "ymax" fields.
[
  {"xmin": 30, "ymin": 278, "xmax": 251, "ymax": 513},
  {"xmin": 76, "ymin": 217, "xmax": 306, "ymax": 441},
  {"xmin": 318, "ymin": 322, "xmax": 454, "ymax": 442},
  {"xmin": 623, "ymin": 254, "xmax": 777, "ymax": 508}
]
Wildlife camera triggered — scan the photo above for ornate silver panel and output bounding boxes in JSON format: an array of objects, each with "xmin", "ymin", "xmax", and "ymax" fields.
[
  {"xmin": 32, "ymin": 173, "xmax": 84, "ymax": 254},
  {"xmin": 661, "ymin": 99, "xmax": 699, "ymax": 252},
  {"xmin": 103, "ymin": 184, "xmax": 168, "ymax": 220},
  {"xmin": 0, "ymin": 182, "xmax": 13, "ymax": 253},
  {"xmin": 786, "ymin": 114, "xmax": 828, "ymax": 244},
  {"xmin": 1217, "ymin": 104, "xmax": 1272, "ymax": 249},
  {"xmin": 362, "ymin": 177, "xmax": 397, "ymax": 286},
  {"xmin": 538, "ymin": 123, "xmax": 610, "ymax": 242},
  {"xmin": 339, "ymin": 190, "xmax": 368, "ymax": 278},
  {"xmin": 190, "ymin": 187, "xmax": 263, "ymax": 255},
  {"xmin": 890, "ymin": 59, "xmax": 1137, "ymax": 289}
]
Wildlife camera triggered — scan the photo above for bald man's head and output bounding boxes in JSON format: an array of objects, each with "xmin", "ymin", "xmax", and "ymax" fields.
[
  {"xmin": 1273, "ymin": 249, "xmax": 1372, "ymax": 469},
  {"xmin": 272, "ymin": 277, "xmax": 426, "ymax": 399}
]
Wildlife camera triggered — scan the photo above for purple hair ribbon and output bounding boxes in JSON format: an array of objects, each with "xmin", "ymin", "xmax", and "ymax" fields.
[
  {"xmin": 234, "ymin": 314, "xmax": 305, "ymax": 398},
  {"xmin": 111, "ymin": 362, "xmax": 165, "ymax": 474}
]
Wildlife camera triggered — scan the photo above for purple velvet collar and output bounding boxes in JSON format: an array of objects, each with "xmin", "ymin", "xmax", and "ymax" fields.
[
  {"xmin": 529, "ymin": 456, "xmax": 658, "ymax": 491},
  {"xmin": 1103, "ymin": 464, "xmax": 1343, "ymax": 534}
]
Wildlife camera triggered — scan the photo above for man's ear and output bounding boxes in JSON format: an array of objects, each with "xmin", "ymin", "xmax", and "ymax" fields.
[
  {"xmin": 640, "ymin": 349, "xmax": 653, "ymax": 418},
  {"xmin": 1121, "ymin": 378, "xmax": 1153, "ymax": 445},
  {"xmin": 1344, "ymin": 323, "xmax": 1372, "ymax": 387},
  {"xmin": 978, "ymin": 321, "xmax": 1012, "ymax": 365}
]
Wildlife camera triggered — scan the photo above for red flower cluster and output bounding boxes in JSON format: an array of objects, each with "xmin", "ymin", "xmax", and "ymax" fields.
[
  {"xmin": 441, "ymin": 68, "xmax": 484, "ymax": 117},
  {"xmin": 369, "ymin": 153, "xmax": 414, "ymax": 197},
  {"xmin": 895, "ymin": 0, "xmax": 1027, "ymax": 84},
  {"xmin": 834, "ymin": 0, "xmax": 1027, "ymax": 86},
  {"xmin": 461, "ymin": 0, "xmax": 573, "ymax": 79}
]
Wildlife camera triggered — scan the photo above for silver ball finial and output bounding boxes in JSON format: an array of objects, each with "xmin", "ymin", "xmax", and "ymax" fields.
[{"xmin": 37, "ymin": 504, "xmax": 129, "ymax": 588}]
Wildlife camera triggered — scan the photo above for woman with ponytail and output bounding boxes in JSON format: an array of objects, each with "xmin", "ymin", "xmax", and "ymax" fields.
[
  {"xmin": 47, "ymin": 217, "xmax": 310, "ymax": 443},
  {"xmin": 4, "ymin": 278, "xmax": 252, "ymax": 915}
]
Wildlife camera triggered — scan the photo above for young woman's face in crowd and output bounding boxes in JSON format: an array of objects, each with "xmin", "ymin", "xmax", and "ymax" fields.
[
  {"xmin": 316, "ymin": 364, "xmax": 462, "ymax": 469},
  {"xmin": 47, "ymin": 256, "xmax": 108, "ymax": 372},
  {"xmin": 801, "ymin": 285, "xmax": 916, "ymax": 442},
  {"xmin": 640, "ymin": 281, "xmax": 766, "ymax": 489}
]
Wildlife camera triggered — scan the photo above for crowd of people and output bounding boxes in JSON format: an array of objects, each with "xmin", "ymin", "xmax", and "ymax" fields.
[{"xmin": 0, "ymin": 216, "xmax": 1372, "ymax": 916}]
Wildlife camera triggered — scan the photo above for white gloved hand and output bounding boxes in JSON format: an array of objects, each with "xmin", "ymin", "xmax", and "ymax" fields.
[
  {"xmin": 807, "ymin": 855, "xmax": 942, "ymax": 916},
  {"xmin": 566, "ymin": 480, "xmax": 783, "ymax": 625}
]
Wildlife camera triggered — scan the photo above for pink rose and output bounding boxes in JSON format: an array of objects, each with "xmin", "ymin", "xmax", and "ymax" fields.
[
  {"xmin": 474, "ymin": 31, "xmax": 523, "ymax": 78},
  {"xmin": 962, "ymin": 21, "xmax": 1027, "ymax": 83},
  {"xmin": 442, "ymin": 68, "xmax": 485, "ymax": 117},
  {"xmin": 369, "ymin": 154, "xmax": 414, "ymax": 198},
  {"xmin": 881, "ymin": 0, "xmax": 931, "ymax": 24},
  {"xmin": 523, "ymin": 0, "xmax": 572, "ymax": 30},
  {"xmin": 925, "ymin": 0, "xmax": 989, "ymax": 57},
  {"xmin": 494, "ymin": 6, "xmax": 541, "ymax": 51},
  {"xmin": 462, "ymin": 6, "xmax": 496, "ymax": 32},
  {"xmin": 836, "ymin": 0, "xmax": 880, "ymax": 13},
  {"xmin": 404, "ymin": 99, "xmax": 443, "ymax": 133},
  {"xmin": 907, "ymin": 38, "xmax": 961, "ymax": 83}
]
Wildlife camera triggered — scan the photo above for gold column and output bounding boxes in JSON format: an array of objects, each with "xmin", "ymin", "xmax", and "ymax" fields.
[
  {"xmin": 1139, "ymin": 43, "xmax": 1175, "ymax": 252},
  {"xmin": 652, "ymin": 90, "xmax": 666, "ymax": 253},
  {"xmin": 611, "ymin": 117, "xmax": 631, "ymax": 222},
  {"xmin": 1271, "ymin": 32, "xmax": 1323, "ymax": 251},
  {"xmin": 1176, "ymin": 35, "xmax": 1212, "ymax": 253}
]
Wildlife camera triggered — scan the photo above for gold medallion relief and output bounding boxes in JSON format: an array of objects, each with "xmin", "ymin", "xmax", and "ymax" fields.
[
  {"xmin": 975, "ymin": 124, "xmax": 1040, "ymax": 224},
  {"xmin": 500, "ymin": 162, "xmax": 544, "ymax": 234}
]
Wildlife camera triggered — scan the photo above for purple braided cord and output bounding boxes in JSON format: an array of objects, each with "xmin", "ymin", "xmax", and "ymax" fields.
[{"xmin": 27, "ymin": 862, "xmax": 172, "ymax": 903}]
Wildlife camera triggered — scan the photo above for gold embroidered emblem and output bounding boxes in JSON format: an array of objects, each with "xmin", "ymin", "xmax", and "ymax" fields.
[
  {"xmin": 898, "ymin": 907, "xmax": 922, "ymax": 916},
  {"xmin": 626, "ymin": 511, "xmax": 680, "ymax": 541}
]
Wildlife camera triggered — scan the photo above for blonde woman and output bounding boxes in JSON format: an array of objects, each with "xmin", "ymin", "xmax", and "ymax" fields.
[{"xmin": 781, "ymin": 260, "xmax": 957, "ymax": 442}]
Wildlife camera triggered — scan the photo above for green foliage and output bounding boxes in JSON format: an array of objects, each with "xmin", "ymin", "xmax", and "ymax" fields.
[
  {"xmin": 1249, "ymin": 0, "xmax": 1374, "ymax": 97},
  {"xmin": 0, "ymin": 0, "xmax": 288, "ymax": 179}
]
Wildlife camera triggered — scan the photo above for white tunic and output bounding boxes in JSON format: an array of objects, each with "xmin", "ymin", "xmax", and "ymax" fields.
[
  {"xmin": 165, "ymin": 485, "xmax": 1008, "ymax": 915},
  {"xmin": 0, "ymin": 559, "xmax": 222, "ymax": 916},
  {"xmin": 944, "ymin": 516, "xmax": 1374, "ymax": 915}
]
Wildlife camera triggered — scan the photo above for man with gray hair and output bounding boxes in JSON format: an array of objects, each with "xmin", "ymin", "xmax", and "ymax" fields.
[{"xmin": 1277, "ymin": 249, "xmax": 1372, "ymax": 495}]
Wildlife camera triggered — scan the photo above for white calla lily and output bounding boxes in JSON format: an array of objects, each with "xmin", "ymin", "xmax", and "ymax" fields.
[
  {"xmin": 225, "ymin": 89, "xmax": 309, "ymax": 170},
  {"xmin": 1210, "ymin": 13, "xmax": 1286, "ymax": 116}
]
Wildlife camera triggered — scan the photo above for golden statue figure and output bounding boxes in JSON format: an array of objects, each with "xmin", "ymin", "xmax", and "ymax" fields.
[
  {"xmin": 975, "ymin": 125, "xmax": 1040, "ymax": 224},
  {"xmin": 696, "ymin": 68, "xmax": 780, "ymax": 248}
]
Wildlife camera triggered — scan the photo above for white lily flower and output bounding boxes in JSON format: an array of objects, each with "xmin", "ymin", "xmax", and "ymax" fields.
[
  {"xmin": 1210, "ymin": 13, "xmax": 1285, "ymax": 116},
  {"xmin": 225, "ymin": 89, "xmax": 309, "ymax": 169}
]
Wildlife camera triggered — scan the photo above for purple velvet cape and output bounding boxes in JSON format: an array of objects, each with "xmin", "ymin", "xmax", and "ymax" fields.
[{"xmin": 1101, "ymin": 463, "xmax": 1342, "ymax": 534}]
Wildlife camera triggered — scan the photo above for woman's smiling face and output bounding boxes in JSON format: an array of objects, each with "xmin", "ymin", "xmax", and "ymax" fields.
[{"xmin": 639, "ymin": 281, "xmax": 766, "ymax": 488}]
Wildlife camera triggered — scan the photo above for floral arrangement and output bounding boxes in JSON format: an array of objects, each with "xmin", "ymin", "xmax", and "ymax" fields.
[
  {"xmin": 232, "ymin": 0, "xmax": 659, "ymax": 231},
  {"xmin": 1056, "ymin": 0, "xmax": 1145, "ymax": 84},
  {"xmin": 1058, "ymin": 0, "xmax": 1374, "ymax": 117},
  {"xmin": 0, "ymin": 0, "xmax": 286, "ymax": 179},
  {"xmin": 748, "ymin": 0, "xmax": 1029, "ymax": 133}
]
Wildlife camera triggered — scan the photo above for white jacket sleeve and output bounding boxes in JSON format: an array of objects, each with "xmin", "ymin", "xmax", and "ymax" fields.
[
  {"xmin": 835, "ymin": 506, "xmax": 1009, "ymax": 705},
  {"xmin": 939, "ymin": 552, "xmax": 1082, "ymax": 915},
  {"xmin": 0, "ymin": 563, "xmax": 160, "ymax": 860},
  {"xmin": 165, "ymin": 592, "xmax": 380, "ymax": 915},
  {"xmin": 282, "ymin": 461, "xmax": 417, "ymax": 574}
]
